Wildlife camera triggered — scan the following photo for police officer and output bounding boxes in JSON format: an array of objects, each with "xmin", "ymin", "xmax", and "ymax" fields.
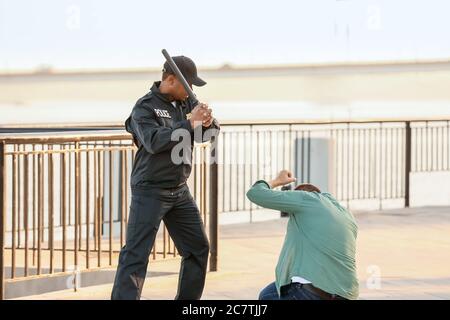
[{"xmin": 111, "ymin": 55, "xmax": 220, "ymax": 300}]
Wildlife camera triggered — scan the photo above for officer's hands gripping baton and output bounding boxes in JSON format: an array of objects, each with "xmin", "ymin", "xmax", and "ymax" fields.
[{"xmin": 161, "ymin": 49, "xmax": 199, "ymax": 106}]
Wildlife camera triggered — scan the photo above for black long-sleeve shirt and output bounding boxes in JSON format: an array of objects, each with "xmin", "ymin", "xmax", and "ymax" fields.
[{"xmin": 125, "ymin": 81, "xmax": 220, "ymax": 189}]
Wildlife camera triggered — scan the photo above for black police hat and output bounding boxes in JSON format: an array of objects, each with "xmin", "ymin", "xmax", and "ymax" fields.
[{"xmin": 163, "ymin": 55, "xmax": 206, "ymax": 87}]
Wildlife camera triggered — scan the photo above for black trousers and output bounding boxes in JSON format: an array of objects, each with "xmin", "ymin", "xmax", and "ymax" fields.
[{"xmin": 111, "ymin": 184, "xmax": 210, "ymax": 300}]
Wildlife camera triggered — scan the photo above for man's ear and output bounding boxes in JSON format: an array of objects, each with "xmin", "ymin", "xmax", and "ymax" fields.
[
  {"xmin": 164, "ymin": 74, "xmax": 174, "ymax": 86},
  {"xmin": 168, "ymin": 74, "xmax": 177, "ymax": 86}
]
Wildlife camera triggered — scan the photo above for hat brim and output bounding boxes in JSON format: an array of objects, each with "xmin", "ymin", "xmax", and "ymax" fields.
[{"xmin": 191, "ymin": 76, "xmax": 207, "ymax": 87}]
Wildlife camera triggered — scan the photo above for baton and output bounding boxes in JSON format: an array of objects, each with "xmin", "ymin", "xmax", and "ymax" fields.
[{"xmin": 161, "ymin": 49, "xmax": 199, "ymax": 106}]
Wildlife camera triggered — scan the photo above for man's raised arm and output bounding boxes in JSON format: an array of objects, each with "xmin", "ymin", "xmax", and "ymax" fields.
[{"xmin": 246, "ymin": 170, "xmax": 304, "ymax": 214}]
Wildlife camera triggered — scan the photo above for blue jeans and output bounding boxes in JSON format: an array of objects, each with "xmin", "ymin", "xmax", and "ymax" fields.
[{"xmin": 259, "ymin": 282, "xmax": 324, "ymax": 300}]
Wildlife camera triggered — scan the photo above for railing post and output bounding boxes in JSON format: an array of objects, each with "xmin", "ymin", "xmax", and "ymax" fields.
[
  {"xmin": 404, "ymin": 121, "xmax": 412, "ymax": 207},
  {"xmin": 0, "ymin": 141, "xmax": 6, "ymax": 300},
  {"xmin": 209, "ymin": 136, "xmax": 219, "ymax": 272}
]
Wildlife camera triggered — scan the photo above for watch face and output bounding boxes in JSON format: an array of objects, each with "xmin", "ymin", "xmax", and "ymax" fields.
[{"xmin": 186, "ymin": 112, "xmax": 192, "ymax": 120}]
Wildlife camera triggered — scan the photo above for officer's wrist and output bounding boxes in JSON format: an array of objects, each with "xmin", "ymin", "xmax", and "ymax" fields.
[{"xmin": 190, "ymin": 118, "xmax": 202, "ymax": 129}]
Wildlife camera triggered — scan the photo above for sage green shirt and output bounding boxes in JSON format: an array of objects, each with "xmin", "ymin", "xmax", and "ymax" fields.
[{"xmin": 246, "ymin": 180, "xmax": 359, "ymax": 300}]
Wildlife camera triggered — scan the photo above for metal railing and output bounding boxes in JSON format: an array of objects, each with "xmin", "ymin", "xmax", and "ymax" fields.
[
  {"xmin": 217, "ymin": 119, "xmax": 450, "ymax": 214},
  {"xmin": 1, "ymin": 118, "xmax": 450, "ymax": 299},
  {"xmin": 0, "ymin": 131, "xmax": 217, "ymax": 299}
]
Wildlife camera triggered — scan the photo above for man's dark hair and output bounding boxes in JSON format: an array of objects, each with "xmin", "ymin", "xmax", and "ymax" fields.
[{"xmin": 295, "ymin": 183, "xmax": 321, "ymax": 193}]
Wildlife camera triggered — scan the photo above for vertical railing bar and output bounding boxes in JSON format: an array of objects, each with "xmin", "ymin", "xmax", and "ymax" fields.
[
  {"xmin": 40, "ymin": 145, "xmax": 44, "ymax": 245},
  {"xmin": 400, "ymin": 127, "xmax": 405, "ymax": 197},
  {"xmin": 93, "ymin": 144, "xmax": 98, "ymax": 252},
  {"xmin": 24, "ymin": 152, "xmax": 29, "ymax": 277},
  {"xmin": 221, "ymin": 132, "xmax": 226, "ymax": 213},
  {"xmin": 209, "ymin": 134, "xmax": 218, "ymax": 272},
  {"xmin": 358, "ymin": 129, "xmax": 362, "ymax": 199},
  {"xmin": 340, "ymin": 129, "xmax": 344, "ymax": 200},
  {"xmin": 422, "ymin": 126, "xmax": 426, "ymax": 172},
  {"xmin": 352, "ymin": 129, "xmax": 357, "ymax": 201},
  {"xmin": 163, "ymin": 224, "xmax": 167, "ymax": 259},
  {"xmin": 438, "ymin": 125, "xmax": 442, "ymax": 171},
  {"xmin": 37, "ymin": 151, "xmax": 43, "ymax": 275},
  {"xmin": 330, "ymin": 128, "xmax": 335, "ymax": 197},
  {"xmin": 377, "ymin": 124, "xmax": 382, "ymax": 209},
  {"xmin": 351, "ymin": 129, "xmax": 355, "ymax": 200},
  {"xmin": 243, "ymin": 131, "xmax": 248, "ymax": 211},
  {"xmin": 68, "ymin": 144, "xmax": 72, "ymax": 228},
  {"xmin": 235, "ymin": 132, "xmax": 240, "ymax": 211},
  {"xmin": 398, "ymin": 127, "xmax": 402, "ymax": 198},
  {"xmin": 229, "ymin": 132, "xmax": 233, "ymax": 212},
  {"xmin": 440, "ymin": 125, "xmax": 444, "ymax": 171},
  {"xmin": 32, "ymin": 144, "xmax": 36, "ymax": 267},
  {"xmin": 356, "ymin": 128, "xmax": 360, "ymax": 200},
  {"xmin": 152, "ymin": 233, "xmax": 157, "ymax": 260},
  {"xmin": 48, "ymin": 145, "xmax": 54, "ymax": 274},
  {"xmin": 61, "ymin": 145, "xmax": 67, "ymax": 272},
  {"xmin": 418, "ymin": 126, "xmax": 422, "ymax": 172},
  {"xmin": 17, "ymin": 145, "xmax": 21, "ymax": 250},
  {"xmin": 431, "ymin": 125, "xmax": 435, "ymax": 171},
  {"xmin": 368, "ymin": 129, "xmax": 373, "ymax": 198},
  {"xmin": 282, "ymin": 130, "xmax": 286, "ymax": 179},
  {"xmin": 86, "ymin": 146, "xmax": 90, "ymax": 270},
  {"xmin": 447, "ymin": 120, "xmax": 450, "ymax": 170},
  {"xmin": 74, "ymin": 141, "xmax": 80, "ymax": 274},
  {"xmin": 109, "ymin": 147, "xmax": 113, "ymax": 266},
  {"xmin": 248, "ymin": 128, "xmax": 253, "ymax": 213},
  {"xmin": 296, "ymin": 129, "xmax": 300, "ymax": 182},
  {"xmin": 120, "ymin": 150, "xmax": 125, "ymax": 250},
  {"xmin": 426, "ymin": 122, "xmax": 430, "ymax": 171},
  {"xmin": 362, "ymin": 129, "xmax": 366, "ymax": 199},
  {"xmin": 307, "ymin": 131, "xmax": 311, "ymax": 183},
  {"xmin": 98, "ymin": 147, "xmax": 103, "ymax": 267},
  {"xmin": 0, "ymin": 141, "xmax": 6, "ymax": 299},
  {"xmin": 346, "ymin": 125, "xmax": 350, "ymax": 206},
  {"xmin": 384, "ymin": 127, "xmax": 388, "ymax": 201},
  {"xmin": 124, "ymin": 147, "xmax": 129, "ymax": 230},
  {"xmin": 11, "ymin": 146, "xmax": 17, "ymax": 279},
  {"xmin": 300, "ymin": 131, "xmax": 304, "ymax": 182},
  {"xmin": 404, "ymin": 122, "xmax": 412, "ymax": 207},
  {"xmin": 256, "ymin": 130, "xmax": 260, "ymax": 212},
  {"xmin": 202, "ymin": 147, "xmax": 207, "ymax": 224},
  {"xmin": 394, "ymin": 127, "xmax": 398, "ymax": 198},
  {"xmin": 78, "ymin": 149, "xmax": 82, "ymax": 251},
  {"xmin": 249, "ymin": 127, "xmax": 254, "ymax": 214},
  {"xmin": 235, "ymin": 132, "xmax": 240, "ymax": 212},
  {"xmin": 391, "ymin": 128, "xmax": 395, "ymax": 199},
  {"xmin": 193, "ymin": 148, "xmax": 198, "ymax": 204},
  {"xmin": 269, "ymin": 130, "xmax": 273, "ymax": 184},
  {"xmin": 329, "ymin": 128, "xmax": 334, "ymax": 198},
  {"xmin": 370, "ymin": 128, "xmax": 377, "ymax": 199},
  {"xmin": 414, "ymin": 126, "xmax": 418, "ymax": 173},
  {"xmin": 359, "ymin": 129, "xmax": 363, "ymax": 199}
]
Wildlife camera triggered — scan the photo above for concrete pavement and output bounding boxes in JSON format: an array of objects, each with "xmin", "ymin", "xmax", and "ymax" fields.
[{"xmin": 15, "ymin": 206, "xmax": 450, "ymax": 300}]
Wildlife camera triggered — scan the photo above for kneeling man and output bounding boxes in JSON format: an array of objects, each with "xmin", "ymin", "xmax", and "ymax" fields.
[{"xmin": 246, "ymin": 170, "xmax": 359, "ymax": 300}]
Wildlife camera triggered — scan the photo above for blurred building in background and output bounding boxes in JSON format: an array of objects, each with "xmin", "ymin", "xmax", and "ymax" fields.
[{"xmin": 1, "ymin": 59, "xmax": 450, "ymax": 126}]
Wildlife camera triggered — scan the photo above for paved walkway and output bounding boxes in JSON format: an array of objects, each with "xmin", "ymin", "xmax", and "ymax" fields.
[{"xmin": 15, "ymin": 206, "xmax": 450, "ymax": 300}]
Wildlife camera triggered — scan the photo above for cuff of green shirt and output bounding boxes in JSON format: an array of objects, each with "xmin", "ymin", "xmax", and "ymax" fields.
[{"xmin": 253, "ymin": 180, "xmax": 271, "ymax": 189}]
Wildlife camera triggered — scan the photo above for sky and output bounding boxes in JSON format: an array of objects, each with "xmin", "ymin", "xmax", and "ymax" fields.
[{"xmin": 1, "ymin": 0, "xmax": 450, "ymax": 71}]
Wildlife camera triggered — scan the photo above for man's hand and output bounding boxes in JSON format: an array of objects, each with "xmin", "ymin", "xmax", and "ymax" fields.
[
  {"xmin": 199, "ymin": 103, "xmax": 214, "ymax": 127},
  {"xmin": 189, "ymin": 103, "xmax": 212, "ymax": 128},
  {"xmin": 269, "ymin": 170, "xmax": 296, "ymax": 188},
  {"xmin": 202, "ymin": 115, "xmax": 214, "ymax": 128}
]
